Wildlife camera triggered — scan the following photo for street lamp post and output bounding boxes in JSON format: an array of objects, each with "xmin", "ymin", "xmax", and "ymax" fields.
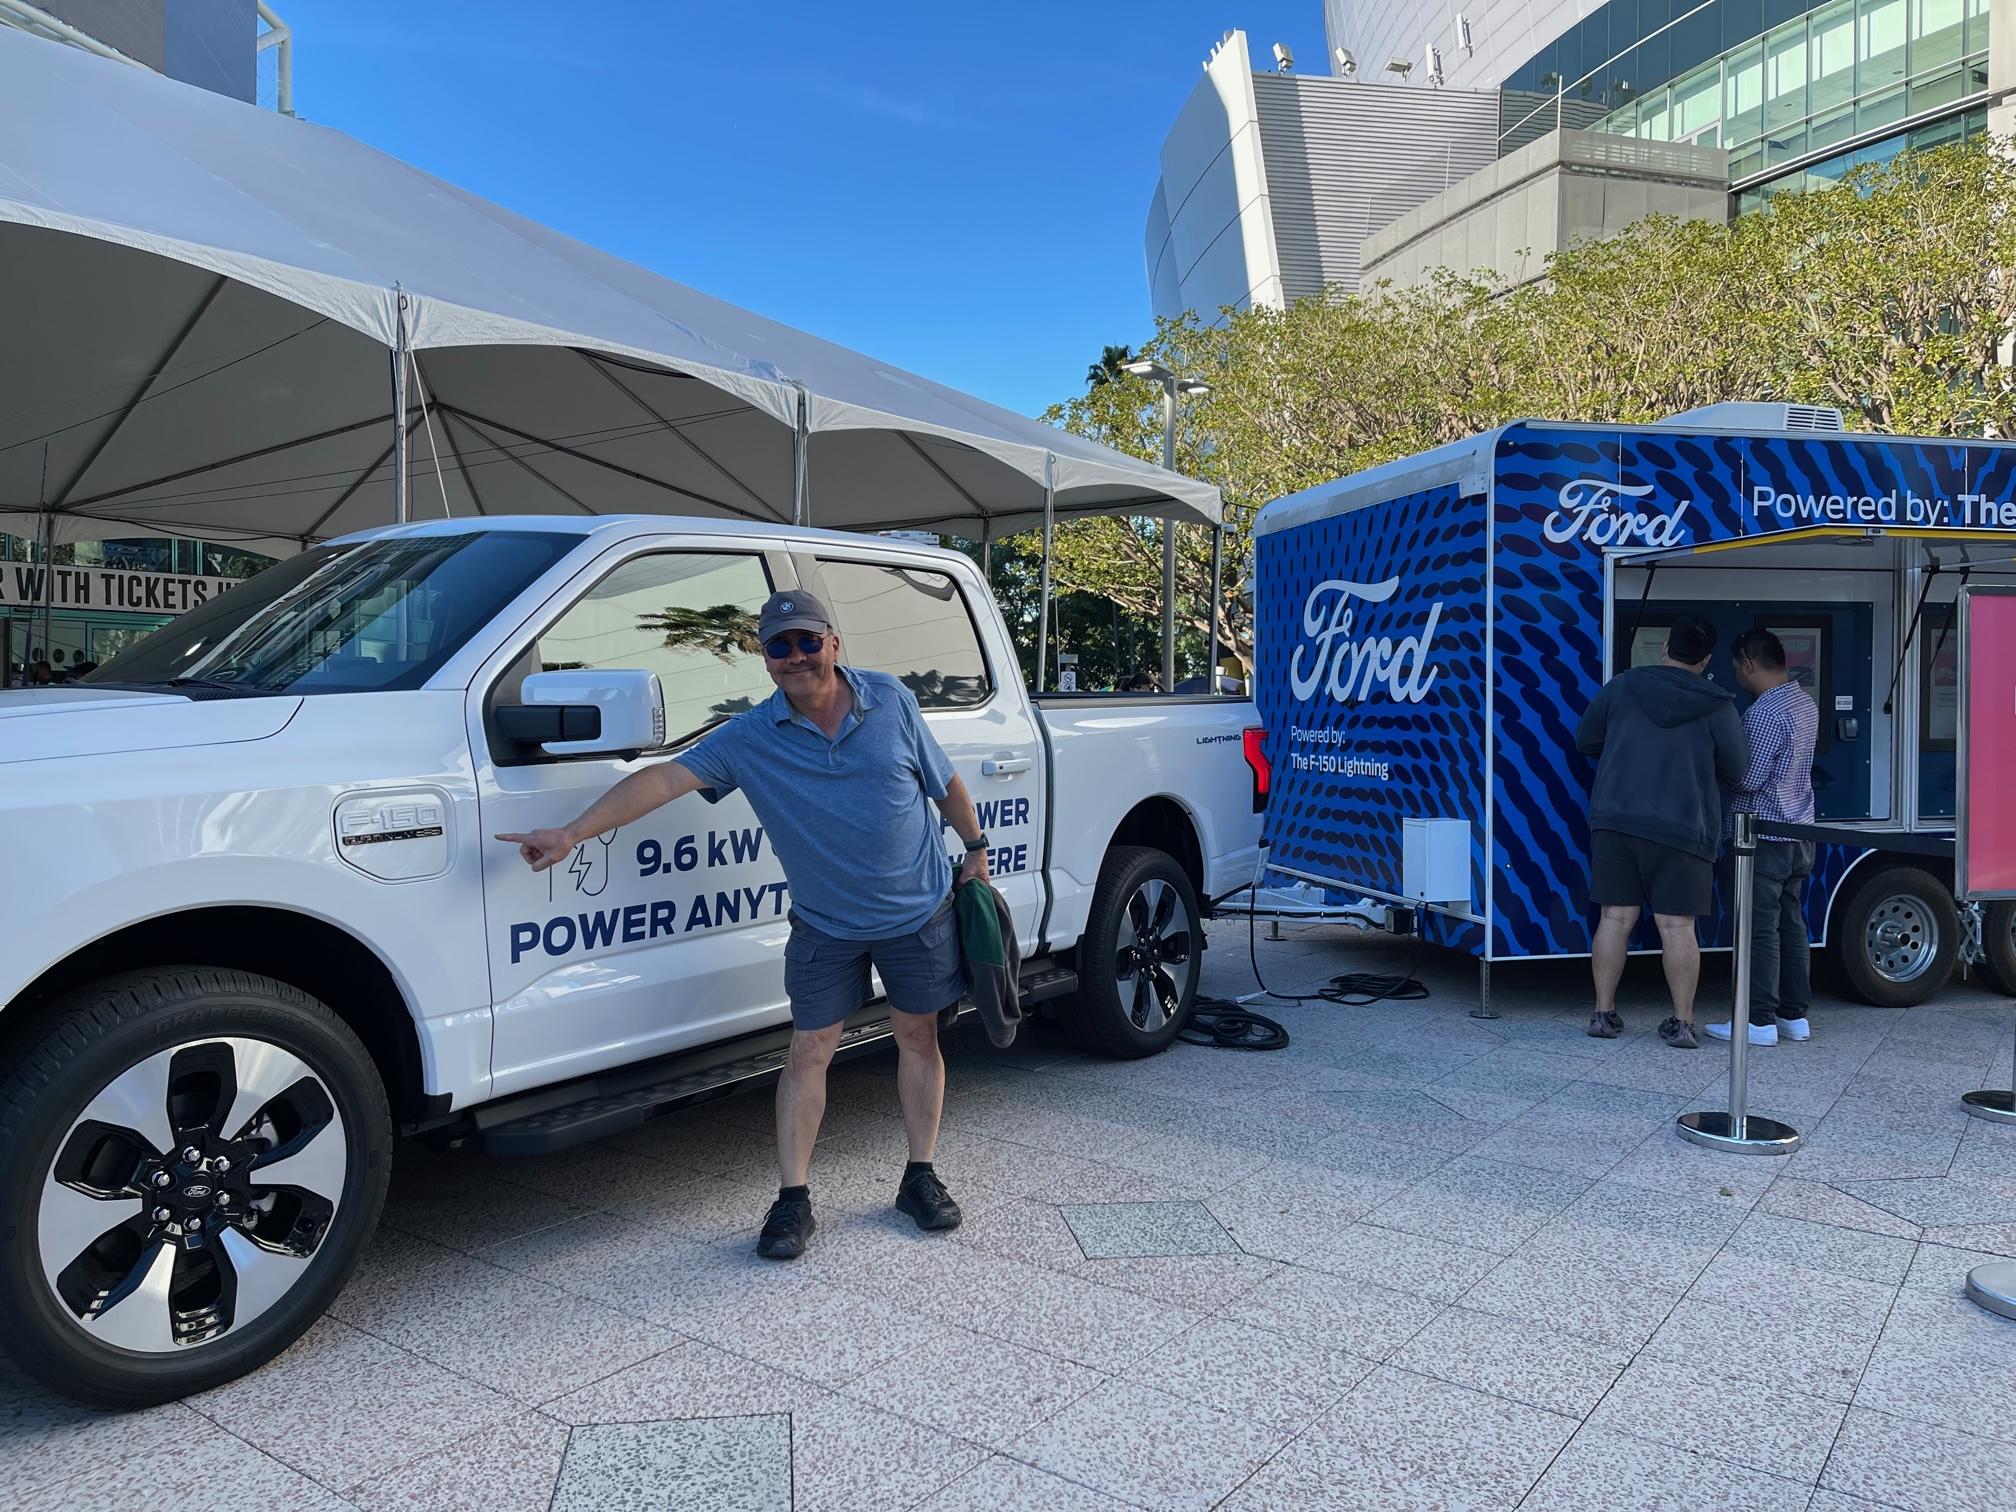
[{"xmin": 1122, "ymin": 360, "xmax": 1210, "ymax": 690}]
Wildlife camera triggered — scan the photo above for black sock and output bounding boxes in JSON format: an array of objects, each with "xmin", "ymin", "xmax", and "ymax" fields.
[
  {"xmin": 904, "ymin": 1160, "xmax": 934, "ymax": 1180},
  {"xmin": 778, "ymin": 1184, "xmax": 809, "ymax": 1203}
]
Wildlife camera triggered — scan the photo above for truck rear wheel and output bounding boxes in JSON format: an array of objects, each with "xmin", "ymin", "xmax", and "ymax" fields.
[
  {"xmin": 1063, "ymin": 845, "xmax": 1201, "ymax": 1059},
  {"xmin": 1978, "ymin": 901, "xmax": 2016, "ymax": 998},
  {"xmin": 0, "ymin": 968, "xmax": 391, "ymax": 1407},
  {"xmin": 1834, "ymin": 865, "xmax": 1958, "ymax": 1008}
]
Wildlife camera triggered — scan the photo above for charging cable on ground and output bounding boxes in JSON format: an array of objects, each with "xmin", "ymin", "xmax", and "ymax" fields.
[{"xmin": 1185, "ymin": 842, "xmax": 1431, "ymax": 1050}]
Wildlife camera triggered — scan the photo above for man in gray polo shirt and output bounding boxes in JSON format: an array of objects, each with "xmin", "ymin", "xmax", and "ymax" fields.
[{"xmin": 498, "ymin": 590, "xmax": 990, "ymax": 1260}]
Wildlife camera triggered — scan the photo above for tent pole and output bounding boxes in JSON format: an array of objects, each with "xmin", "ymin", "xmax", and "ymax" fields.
[
  {"xmin": 1036, "ymin": 452, "xmax": 1053, "ymax": 694},
  {"xmin": 1208, "ymin": 522, "xmax": 1223, "ymax": 693},
  {"xmin": 1160, "ymin": 386, "xmax": 1177, "ymax": 691},
  {"xmin": 391, "ymin": 287, "xmax": 410, "ymax": 525},
  {"xmin": 791, "ymin": 381, "xmax": 808, "ymax": 528}
]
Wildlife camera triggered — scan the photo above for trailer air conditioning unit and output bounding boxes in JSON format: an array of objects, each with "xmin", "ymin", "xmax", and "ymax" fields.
[{"xmin": 1654, "ymin": 401, "xmax": 1845, "ymax": 433}]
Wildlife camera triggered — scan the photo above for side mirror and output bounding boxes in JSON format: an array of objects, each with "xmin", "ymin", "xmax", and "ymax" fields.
[{"xmin": 500, "ymin": 669, "xmax": 665, "ymax": 757}]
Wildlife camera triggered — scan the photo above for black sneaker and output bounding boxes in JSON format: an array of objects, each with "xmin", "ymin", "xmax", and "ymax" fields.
[
  {"xmin": 1658, "ymin": 1016, "xmax": 1699, "ymax": 1050},
  {"xmin": 756, "ymin": 1195, "xmax": 816, "ymax": 1260},
  {"xmin": 1586, "ymin": 1010, "xmax": 1624, "ymax": 1039},
  {"xmin": 895, "ymin": 1168, "xmax": 962, "ymax": 1232}
]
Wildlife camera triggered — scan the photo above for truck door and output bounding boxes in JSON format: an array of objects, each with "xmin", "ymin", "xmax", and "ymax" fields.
[
  {"xmin": 797, "ymin": 550, "xmax": 1047, "ymax": 947},
  {"xmin": 1616, "ymin": 599, "xmax": 1873, "ymax": 819},
  {"xmin": 472, "ymin": 541, "xmax": 798, "ymax": 1097}
]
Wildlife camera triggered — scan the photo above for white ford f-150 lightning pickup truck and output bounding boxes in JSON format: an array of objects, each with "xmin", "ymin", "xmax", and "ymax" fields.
[{"xmin": 0, "ymin": 516, "xmax": 1265, "ymax": 1404}]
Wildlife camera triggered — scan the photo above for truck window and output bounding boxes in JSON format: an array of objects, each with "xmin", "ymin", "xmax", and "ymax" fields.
[
  {"xmin": 536, "ymin": 551, "xmax": 776, "ymax": 745},
  {"xmin": 814, "ymin": 558, "xmax": 990, "ymax": 709},
  {"xmin": 85, "ymin": 531, "xmax": 575, "ymax": 695}
]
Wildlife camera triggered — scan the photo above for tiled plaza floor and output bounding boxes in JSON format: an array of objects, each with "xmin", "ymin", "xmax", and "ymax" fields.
[{"xmin": 7, "ymin": 919, "xmax": 2016, "ymax": 1510}]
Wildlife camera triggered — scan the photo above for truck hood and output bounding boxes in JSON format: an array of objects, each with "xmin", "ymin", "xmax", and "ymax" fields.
[{"xmin": 0, "ymin": 687, "xmax": 302, "ymax": 765}]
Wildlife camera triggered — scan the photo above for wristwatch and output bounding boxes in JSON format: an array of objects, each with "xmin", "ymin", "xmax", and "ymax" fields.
[{"xmin": 964, "ymin": 834, "xmax": 989, "ymax": 853}]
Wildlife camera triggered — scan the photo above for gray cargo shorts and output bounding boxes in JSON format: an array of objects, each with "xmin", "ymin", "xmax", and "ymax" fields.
[{"xmin": 784, "ymin": 897, "xmax": 962, "ymax": 1032}]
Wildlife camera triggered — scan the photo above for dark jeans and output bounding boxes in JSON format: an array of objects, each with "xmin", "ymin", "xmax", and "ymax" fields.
[{"xmin": 1748, "ymin": 839, "xmax": 1815, "ymax": 1026}]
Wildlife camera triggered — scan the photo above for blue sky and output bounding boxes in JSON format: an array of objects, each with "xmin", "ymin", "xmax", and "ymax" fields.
[{"xmin": 284, "ymin": 2, "xmax": 1325, "ymax": 418}]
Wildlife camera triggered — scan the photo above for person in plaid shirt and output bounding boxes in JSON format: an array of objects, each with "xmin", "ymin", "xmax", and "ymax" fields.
[{"xmin": 1707, "ymin": 629, "xmax": 1821, "ymax": 1047}]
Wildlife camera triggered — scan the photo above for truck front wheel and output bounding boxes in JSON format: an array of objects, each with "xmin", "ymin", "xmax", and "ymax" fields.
[
  {"xmin": 0, "ymin": 968, "xmax": 391, "ymax": 1407},
  {"xmin": 1064, "ymin": 845, "xmax": 1202, "ymax": 1058},
  {"xmin": 1834, "ymin": 865, "xmax": 1959, "ymax": 1008}
]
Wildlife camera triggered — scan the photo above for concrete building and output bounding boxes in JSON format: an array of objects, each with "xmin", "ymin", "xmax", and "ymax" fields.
[
  {"xmin": 1145, "ymin": 31, "xmax": 1499, "ymax": 323},
  {"xmin": 0, "ymin": 0, "xmax": 291, "ymax": 109},
  {"xmin": 1363, "ymin": 130, "xmax": 1731, "ymax": 290},
  {"xmin": 1152, "ymin": 4, "xmax": 2003, "ymax": 315}
]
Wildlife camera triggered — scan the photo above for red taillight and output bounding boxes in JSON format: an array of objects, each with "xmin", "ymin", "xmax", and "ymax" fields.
[{"xmin": 1242, "ymin": 726, "xmax": 1270, "ymax": 812}]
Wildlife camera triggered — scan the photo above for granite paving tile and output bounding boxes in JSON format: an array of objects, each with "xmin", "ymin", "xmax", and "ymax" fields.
[
  {"xmin": 1921, "ymin": 1220, "xmax": 2016, "ymax": 1254},
  {"xmin": 1721, "ymin": 1210, "xmax": 1919, "ymax": 1285},
  {"xmin": 1390, "ymin": 1304, "xmax": 1634, "ymax": 1415},
  {"xmin": 377, "ymin": 1148, "xmax": 593, "ymax": 1250},
  {"xmin": 1832, "ymin": 1174, "xmax": 2016, "ymax": 1227},
  {"xmin": 945, "ymin": 1189, "xmax": 1099, "ymax": 1272},
  {"xmin": 334, "ymin": 1247, "xmax": 680, "ymax": 1404},
  {"xmin": 1643, "ymin": 1294, "xmax": 1880, "ymax": 1402},
  {"xmin": 1122, "ymin": 1317, "xmax": 1374, "ymax": 1434},
  {"xmin": 1902, "ymin": 1239, "xmax": 2013, "ymax": 1291},
  {"xmin": 184, "ymin": 1317, "xmax": 519, "ymax": 1491},
  {"xmin": 0, "ymin": 1428, "xmax": 357, "ymax": 1512},
  {"xmin": 788, "ymin": 1393, "xmax": 987, "ymax": 1512},
  {"xmin": 841, "ymin": 1326, "xmax": 1103, "ymax": 1451},
  {"xmin": 1458, "ymin": 1252, "xmax": 1682, "ymax": 1348},
  {"xmin": 1521, "ymin": 1425, "xmax": 1813, "ymax": 1511},
  {"xmin": 1219, "ymin": 1262, "xmax": 1443, "ymax": 1359},
  {"xmin": 1585, "ymin": 1354, "xmax": 1848, "ymax": 1482},
  {"xmin": 0, "ymin": 1357, "xmax": 217, "ymax": 1498},
  {"xmin": 1753, "ymin": 1177, "xmax": 1924, "ymax": 1239},
  {"xmin": 688, "ymin": 1283, "xmax": 961, "ymax": 1388},
  {"xmin": 1059, "ymin": 1200, "xmax": 1237, "ymax": 1259},
  {"xmin": 1069, "ymin": 1249, "xmax": 1292, "ymax": 1311},
  {"xmin": 1222, "ymin": 1365, "xmax": 1577, "ymax": 1511},
  {"xmin": 958, "ymin": 1259, "xmax": 1204, "ymax": 1372},
  {"xmin": 1820, "ymin": 1407, "xmax": 2016, "ymax": 1512},
  {"xmin": 347, "ymin": 1412, "xmax": 573, "ymax": 1512},
  {"xmin": 1685, "ymin": 1252, "xmax": 1900, "ymax": 1329},
  {"xmin": 915, "ymin": 1455, "xmax": 1140, "ymax": 1510},
  {"xmin": 549, "ymin": 1416, "xmax": 791, "ymax": 1512},
  {"xmin": 1604, "ymin": 1130, "xmax": 1785, "ymax": 1206},
  {"xmin": 1786, "ymin": 1118, "xmax": 1963, "ymax": 1180},
  {"xmin": 1004, "ymin": 1377, "xmax": 1287, "ymax": 1511},
  {"xmin": 540, "ymin": 1339, "xmax": 829, "ymax": 1426}
]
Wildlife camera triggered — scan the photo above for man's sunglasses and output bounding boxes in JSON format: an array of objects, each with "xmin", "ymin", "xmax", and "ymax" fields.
[{"xmin": 764, "ymin": 631, "xmax": 827, "ymax": 660}]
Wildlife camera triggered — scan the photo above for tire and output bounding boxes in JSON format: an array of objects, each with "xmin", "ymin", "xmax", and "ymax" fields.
[
  {"xmin": 1978, "ymin": 901, "xmax": 2016, "ymax": 998},
  {"xmin": 1833, "ymin": 865, "xmax": 1959, "ymax": 1008},
  {"xmin": 1063, "ymin": 845, "xmax": 1203, "ymax": 1059},
  {"xmin": 0, "ymin": 968, "xmax": 392, "ymax": 1407}
]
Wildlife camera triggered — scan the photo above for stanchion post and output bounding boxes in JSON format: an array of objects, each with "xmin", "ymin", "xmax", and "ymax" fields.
[
  {"xmin": 1677, "ymin": 811, "xmax": 1801, "ymax": 1154},
  {"xmin": 1960, "ymin": 1003, "xmax": 2016, "ymax": 1124}
]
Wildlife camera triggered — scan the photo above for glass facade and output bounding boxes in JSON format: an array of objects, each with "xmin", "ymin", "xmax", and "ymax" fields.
[{"xmin": 1499, "ymin": 0, "xmax": 1990, "ymax": 183}]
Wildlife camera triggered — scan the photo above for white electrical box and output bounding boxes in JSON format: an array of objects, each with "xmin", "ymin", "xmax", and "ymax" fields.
[{"xmin": 1403, "ymin": 818, "xmax": 1469, "ymax": 905}]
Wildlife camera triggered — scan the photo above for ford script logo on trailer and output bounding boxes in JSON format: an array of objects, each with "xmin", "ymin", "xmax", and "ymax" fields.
[
  {"xmin": 1290, "ymin": 577, "xmax": 1442, "ymax": 705},
  {"xmin": 1544, "ymin": 478, "xmax": 1692, "ymax": 548}
]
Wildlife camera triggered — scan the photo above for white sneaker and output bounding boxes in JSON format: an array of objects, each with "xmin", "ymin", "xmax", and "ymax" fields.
[
  {"xmin": 1704, "ymin": 1021, "xmax": 1778, "ymax": 1046},
  {"xmin": 1777, "ymin": 1018, "xmax": 1811, "ymax": 1041}
]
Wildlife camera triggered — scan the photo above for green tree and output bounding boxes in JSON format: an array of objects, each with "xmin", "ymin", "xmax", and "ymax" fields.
[{"xmin": 1084, "ymin": 344, "xmax": 1136, "ymax": 390}]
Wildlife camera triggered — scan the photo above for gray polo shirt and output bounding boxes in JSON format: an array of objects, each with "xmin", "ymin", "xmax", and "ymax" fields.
[{"xmin": 677, "ymin": 666, "xmax": 956, "ymax": 939}]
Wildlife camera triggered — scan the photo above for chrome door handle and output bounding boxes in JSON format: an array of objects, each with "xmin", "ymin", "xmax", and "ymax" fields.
[{"xmin": 981, "ymin": 756, "xmax": 1032, "ymax": 776}]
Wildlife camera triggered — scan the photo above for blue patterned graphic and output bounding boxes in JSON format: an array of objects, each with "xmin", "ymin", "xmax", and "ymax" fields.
[
  {"xmin": 1255, "ymin": 484, "xmax": 1488, "ymax": 949},
  {"xmin": 1255, "ymin": 421, "xmax": 2016, "ymax": 963}
]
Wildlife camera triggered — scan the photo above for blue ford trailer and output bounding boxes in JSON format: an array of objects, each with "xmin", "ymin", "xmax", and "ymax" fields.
[{"xmin": 1251, "ymin": 403, "xmax": 2016, "ymax": 1006}]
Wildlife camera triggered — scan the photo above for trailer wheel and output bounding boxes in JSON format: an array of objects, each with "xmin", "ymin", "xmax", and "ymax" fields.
[
  {"xmin": 0, "ymin": 968, "xmax": 391, "ymax": 1407},
  {"xmin": 1978, "ymin": 902, "xmax": 2016, "ymax": 998},
  {"xmin": 1064, "ymin": 846, "xmax": 1201, "ymax": 1059},
  {"xmin": 1834, "ymin": 866, "xmax": 1959, "ymax": 1008}
]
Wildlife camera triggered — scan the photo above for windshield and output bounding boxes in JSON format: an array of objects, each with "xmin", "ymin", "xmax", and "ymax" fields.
[{"xmin": 86, "ymin": 532, "xmax": 577, "ymax": 695}]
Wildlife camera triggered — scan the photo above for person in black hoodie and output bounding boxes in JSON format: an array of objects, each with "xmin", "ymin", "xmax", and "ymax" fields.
[{"xmin": 1575, "ymin": 615, "xmax": 1749, "ymax": 1049}]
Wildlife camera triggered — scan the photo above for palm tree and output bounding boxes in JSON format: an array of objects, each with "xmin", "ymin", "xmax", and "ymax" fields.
[{"xmin": 1085, "ymin": 344, "xmax": 1135, "ymax": 390}]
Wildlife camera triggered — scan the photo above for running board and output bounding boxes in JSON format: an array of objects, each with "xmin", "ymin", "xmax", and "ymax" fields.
[{"xmin": 468, "ymin": 960, "xmax": 1079, "ymax": 1156}]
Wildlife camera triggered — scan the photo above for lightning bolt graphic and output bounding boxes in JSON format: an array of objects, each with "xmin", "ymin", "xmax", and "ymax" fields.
[{"xmin": 568, "ymin": 845, "xmax": 593, "ymax": 891}]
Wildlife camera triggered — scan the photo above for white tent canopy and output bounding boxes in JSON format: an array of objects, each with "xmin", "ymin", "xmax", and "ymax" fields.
[{"xmin": 0, "ymin": 26, "xmax": 1218, "ymax": 557}]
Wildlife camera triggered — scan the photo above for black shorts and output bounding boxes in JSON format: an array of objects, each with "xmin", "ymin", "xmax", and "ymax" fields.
[{"xmin": 1590, "ymin": 830, "xmax": 1713, "ymax": 917}]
